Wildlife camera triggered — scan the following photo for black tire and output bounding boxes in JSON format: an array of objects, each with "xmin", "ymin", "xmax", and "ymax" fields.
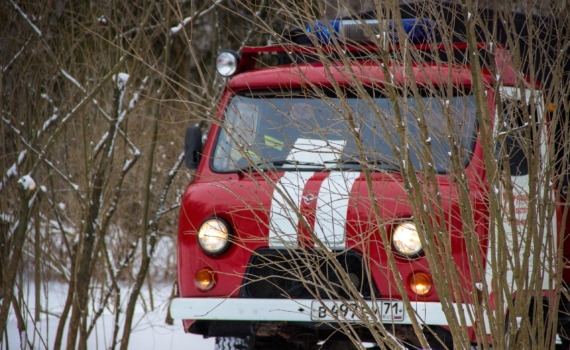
[
  {"xmin": 505, "ymin": 308, "xmax": 538, "ymax": 350},
  {"xmin": 214, "ymin": 337, "xmax": 251, "ymax": 350},
  {"xmin": 320, "ymin": 340, "xmax": 359, "ymax": 350},
  {"xmin": 505, "ymin": 298, "xmax": 560, "ymax": 350},
  {"xmin": 251, "ymin": 335, "xmax": 303, "ymax": 350},
  {"xmin": 215, "ymin": 335, "xmax": 310, "ymax": 350},
  {"xmin": 423, "ymin": 326, "xmax": 454, "ymax": 350}
]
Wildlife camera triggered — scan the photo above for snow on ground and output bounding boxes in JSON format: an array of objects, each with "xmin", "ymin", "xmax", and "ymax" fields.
[{"xmin": 4, "ymin": 282, "xmax": 215, "ymax": 349}]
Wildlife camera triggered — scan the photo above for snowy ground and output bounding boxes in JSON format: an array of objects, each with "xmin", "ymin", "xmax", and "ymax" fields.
[{"xmin": 4, "ymin": 282, "xmax": 215, "ymax": 349}]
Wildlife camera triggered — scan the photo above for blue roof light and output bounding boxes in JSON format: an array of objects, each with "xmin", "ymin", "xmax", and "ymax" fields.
[{"xmin": 306, "ymin": 18, "xmax": 435, "ymax": 46}]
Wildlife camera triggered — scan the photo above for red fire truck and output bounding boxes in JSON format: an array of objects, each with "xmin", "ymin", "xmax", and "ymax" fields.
[{"xmin": 170, "ymin": 6, "xmax": 570, "ymax": 350}]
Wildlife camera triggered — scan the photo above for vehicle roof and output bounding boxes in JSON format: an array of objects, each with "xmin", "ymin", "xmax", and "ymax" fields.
[{"xmin": 227, "ymin": 60, "xmax": 492, "ymax": 92}]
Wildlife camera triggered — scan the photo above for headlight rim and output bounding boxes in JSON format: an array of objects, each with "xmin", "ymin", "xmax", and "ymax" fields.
[
  {"xmin": 215, "ymin": 50, "xmax": 240, "ymax": 77},
  {"xmin": 197, "ymin": 217, "xmax": 232, "ymax": 256},
  {"xmin": 391, "ymin": 221, "xmax": 424, "ymax": 259}
]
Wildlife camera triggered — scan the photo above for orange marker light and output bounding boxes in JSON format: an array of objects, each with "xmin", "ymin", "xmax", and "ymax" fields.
[
  {"xmin": 194, "ymin": 268, "xmax": 215, "ymax": 291},
  {"xmin": 409, "ymin": 272, "xmax": 432, "ymax": 296}
]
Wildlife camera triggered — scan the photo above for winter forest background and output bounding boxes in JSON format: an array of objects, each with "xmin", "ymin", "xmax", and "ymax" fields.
[{"xmin": 1, "ymin": 0, "xmax": 569, "ymax": 349}]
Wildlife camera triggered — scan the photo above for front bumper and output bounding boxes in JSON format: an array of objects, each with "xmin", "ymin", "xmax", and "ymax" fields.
[{"xmin": 169, "ymin": 298, "xmax": 473, "ymax": 326}]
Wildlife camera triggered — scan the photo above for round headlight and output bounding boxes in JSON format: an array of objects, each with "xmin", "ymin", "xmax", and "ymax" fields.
[
  {"xmin": 392, "ymin": 222, "xmax": 423, "ymax": 258},
  {"xmin": 198, "ymin": 218, "xmax": 230, "ymax": 255},
  {"xmin": 216, "ymin": 50, "xmax": 240, "ymax": 77}
]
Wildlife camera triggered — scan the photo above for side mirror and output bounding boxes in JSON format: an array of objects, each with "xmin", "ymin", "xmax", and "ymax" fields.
[{"xmin": 184, "ymin": 126, "xmax": 203, "ymax": 170}]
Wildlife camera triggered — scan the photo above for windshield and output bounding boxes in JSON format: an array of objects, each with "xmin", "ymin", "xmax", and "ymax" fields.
[{"xmin": 212, "ymin": 90, "xmax": 477, "ymax": 173}]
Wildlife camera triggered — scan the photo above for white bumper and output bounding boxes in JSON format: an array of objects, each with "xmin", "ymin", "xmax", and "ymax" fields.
[{"xmin": 169, "ymin": 298, "xmax": 472, "ymax": 326}]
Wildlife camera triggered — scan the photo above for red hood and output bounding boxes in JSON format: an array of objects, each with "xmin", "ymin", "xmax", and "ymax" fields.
[
  {"xmin": 177, "ymin": 169, "xmax": 485, "ymax": 302},
  {"xmin": 182, "ymin": 171, "xmax": 416, "ymax": 249}
]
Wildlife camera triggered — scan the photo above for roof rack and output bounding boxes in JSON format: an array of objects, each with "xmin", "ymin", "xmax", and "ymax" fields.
[{"xmin": 236, "ymin": 42, "xmax": 490, "ymax": 74}]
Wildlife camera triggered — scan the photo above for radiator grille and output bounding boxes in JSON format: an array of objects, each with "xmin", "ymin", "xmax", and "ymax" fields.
[{"xmin": 239, "ymin": 249, "xmax": 378, "ymax": 299}]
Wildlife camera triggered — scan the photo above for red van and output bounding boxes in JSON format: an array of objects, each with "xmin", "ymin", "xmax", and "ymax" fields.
[{"xmin": 170, "ymin": 14, "xmax": 570, "ymax": 350}]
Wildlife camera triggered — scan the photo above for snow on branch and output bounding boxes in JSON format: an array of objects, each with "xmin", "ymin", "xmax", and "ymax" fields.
[
  {"xmin": 238, "ymin": 0, "xmax": 266, "ymax": 52},
  {"xmin": 150, "ymin": 151, "xmax": 185, "ymax": 236},
  {"xmin": 10, "ymin": 0, "xmax": 122, "ymax": 126},
  {"xmin": 157, "ymin": 203, "xmax": 180, "ymax": 217},
  {"xmin": 5, "ymin": 163, "xmax": 17, "ymax": 180},
  {"xmin": 1, "ymin": 93, "xmax": 58, "ymax": 186},
  {"xmin": 2, "ymin": 118, "xmax": 84, "ymax": 199},
  {"xmin": 114, "ymin": 72, "xmax": 129, "ymax": 113},
  {"xmin": 115, "ymin": 72, "xmax": 129, "ymax": 89},
  {"xmin": 93, "ymin": 132, "xmax": 109, "ymax": 156},
  {"xmin": 0, "ymin": 117, "xmax": 28, "ymax": 182},
  {"xmin": 17, "ymin": 174, "xmax": 36, "ymax": 192},
  {"xmin": 92, "ymin": 76, "xmax": 146, "ymax": 160},
  {"xmin": 101, "ymin": 140, "xmax": 141, "ymax": 227},
  {"xmin": 170, "ymin": 0, "xmax": 223, "ymax": 35},
  {"xmin": 3, "ymin": 35, "xmax": 32, "ymax": 72},
  {"xmin": 120, "ymin": 76, "xmax": 147, "ymax": 123},
  {"xmin": 4, "ymin": 148, "xmax": 26, "ymax": 179},
  {"xmin": 27, "ymin": 59, "xmax": 124, "ymax": 175},
  {"xmin": 8, "ymin": 0, "xmax": 41, "ymax": 36},
  {"xmin": 42, "ymin": 158, "xmax": 80, "ymax": 192},
  {"xmin": 39, "ymin": 93, "xmax": 60, "ymax": 135},
  {"xmin": 10, "ymin": 0, "xmax": 82, "ymax": 92},
  {"xmin": 94, "ymin": 72, "xmax": 143, "ymax": 239},
  {"xmin": 41, "ymin": 113, "xmax": 59, "ymax": 135}
]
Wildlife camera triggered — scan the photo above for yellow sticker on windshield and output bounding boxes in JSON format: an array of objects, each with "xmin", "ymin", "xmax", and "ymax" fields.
[{"xmin": 264, "ymin": 135, "xmax": 284, "ymax": 151}]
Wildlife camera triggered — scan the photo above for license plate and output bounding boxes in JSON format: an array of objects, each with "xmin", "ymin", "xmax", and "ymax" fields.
[{"xmin": 310, "ymin": 300, "xmax": 404, "ymax": 322}]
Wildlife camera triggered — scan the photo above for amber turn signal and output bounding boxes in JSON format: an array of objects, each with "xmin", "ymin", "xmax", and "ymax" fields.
[
  {"xmin": 409, "ymin": 272, "xmax": 432, "ymax": 296},
  {"xmin": 194, "ymin": 268, "xmax": 215, "ymax": 291}
]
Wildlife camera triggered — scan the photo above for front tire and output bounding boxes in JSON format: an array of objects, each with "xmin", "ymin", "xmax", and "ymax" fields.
[
  {"xmin": 321, "ymin": 339, "xmax": 359, "ymax": 350},
  {"xmin": 505, "ymin": 298, "xmax": 559, "ymax": 350},
  {"xmin": 214, "ymin": 337, "xmax": 251, "ymax": 350},
  {"xmin": 214, "ymin": 335, "xmax": 313, "ymax": 350}
]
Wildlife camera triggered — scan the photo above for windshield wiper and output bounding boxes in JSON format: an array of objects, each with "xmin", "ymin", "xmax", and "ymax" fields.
[
  {"xmin": 266, "ymin": 160, "xmax": 325, "ymax": 167},
  {"xmin": 239, "ymin": 159, "xmax": 325, "ymax": 171},
  {"xmin": 323, "ymin": 157, "xmax": 400, "ymax": 170}
]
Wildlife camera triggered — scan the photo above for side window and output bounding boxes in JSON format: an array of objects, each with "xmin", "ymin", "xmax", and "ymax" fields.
[{"xmin": 496, "ymin": 99, "xmax": 534, "ymax": 176}]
